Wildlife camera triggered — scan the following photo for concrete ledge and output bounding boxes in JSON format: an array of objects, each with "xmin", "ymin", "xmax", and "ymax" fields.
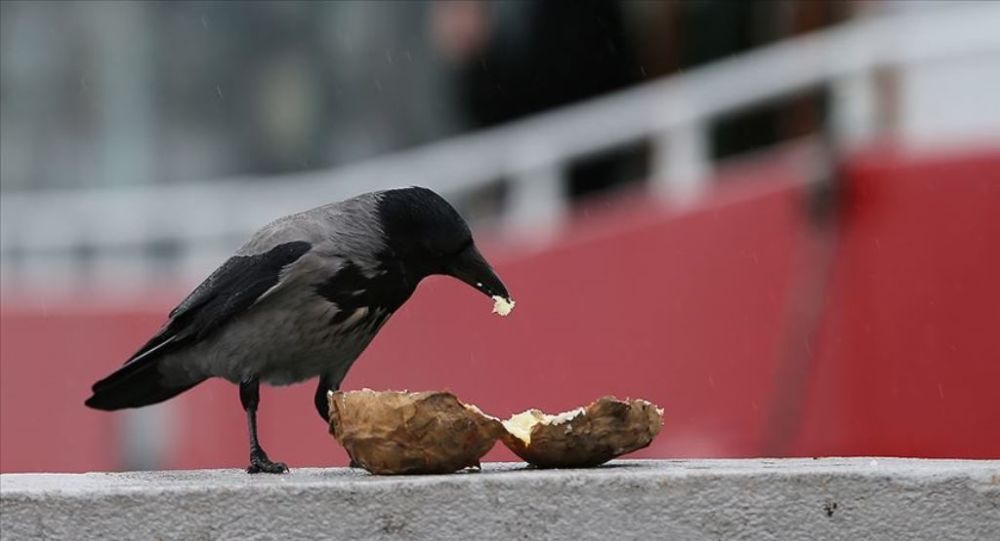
[{"xmin": 2, "ymin": 459, "xmax": 998, "ymax": 540}]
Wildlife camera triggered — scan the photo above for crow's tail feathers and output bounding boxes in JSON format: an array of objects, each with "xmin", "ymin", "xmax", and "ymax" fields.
[{"xmin": 85, "ymin": 338, "xmax": 204, "ymax": 411}]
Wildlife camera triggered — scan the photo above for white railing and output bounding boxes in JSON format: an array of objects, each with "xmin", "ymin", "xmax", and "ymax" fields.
[{"xmin": 2, "ymin": 3, "xmax": 999, "ymax": 295}]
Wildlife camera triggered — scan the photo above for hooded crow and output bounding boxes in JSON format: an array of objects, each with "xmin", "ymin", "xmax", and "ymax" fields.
[{"xmin": 85, "ymin": 187, "xmax": 513, "ymax": 473}]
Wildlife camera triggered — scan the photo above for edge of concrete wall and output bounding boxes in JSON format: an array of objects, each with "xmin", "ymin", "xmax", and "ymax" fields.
[{"xmin": 3, "ymin": 458, "xmax": 999, "ymax": 541}]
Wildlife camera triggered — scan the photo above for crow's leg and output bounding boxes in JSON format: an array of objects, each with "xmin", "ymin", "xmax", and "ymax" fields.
[
  {"xmin": 314, "ymin": 375, "xmax": 337, "ymax": 424},
  {"xmin": 315, "ymin": 375, "xmax": 361, "ymax": 468},
  {"xmin": 241, "ymin": 377, "xmax": 288, "ymax": 474}
]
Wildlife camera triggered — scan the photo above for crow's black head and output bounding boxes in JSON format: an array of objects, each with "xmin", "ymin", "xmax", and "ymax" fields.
[{"xmin": 376, "ymin": 187, "xmax": 511, "ymax": 302}]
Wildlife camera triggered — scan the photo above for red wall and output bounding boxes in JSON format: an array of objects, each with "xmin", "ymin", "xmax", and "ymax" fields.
[
  {"xmin": 796, "ymin": 149, "xmax": 1000, "ymax": 457},
  {"xmin": 2, "ymin": 148, "xmax": 998, "ymax": 472}
]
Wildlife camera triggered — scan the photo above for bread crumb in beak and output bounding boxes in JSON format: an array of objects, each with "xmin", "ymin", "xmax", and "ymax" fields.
[{"xmin": 491, "ymin": 295, "xmax": 515, "ymax": 317}]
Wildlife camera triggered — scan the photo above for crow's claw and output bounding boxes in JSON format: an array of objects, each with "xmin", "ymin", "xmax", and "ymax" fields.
[
  {"xmin": 247, "ymin": 458, "xmax": 288, "ymax": 474},
  {"xmin": 247, "ymin": 450, "xmax": 289, "ymax": 474}
]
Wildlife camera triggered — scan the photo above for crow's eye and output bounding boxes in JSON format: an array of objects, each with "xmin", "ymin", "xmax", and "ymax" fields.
[{"xmin": 424, "ymin": 238, "xmax": 471, "ymax": 260}]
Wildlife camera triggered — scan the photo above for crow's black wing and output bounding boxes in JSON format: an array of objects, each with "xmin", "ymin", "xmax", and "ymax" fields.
[
  {"xmin": 85, "ymin": 241, "xmax": 312, "ymax": 410},
  {"xmin": 132, "ymin": 240, "xmax": 313, "ymax": 362}
]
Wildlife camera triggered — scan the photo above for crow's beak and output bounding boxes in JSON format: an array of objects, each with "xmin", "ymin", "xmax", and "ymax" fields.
[{"xmin": 445, "ymin": 243, "xmax": 511, "ymax": 302}]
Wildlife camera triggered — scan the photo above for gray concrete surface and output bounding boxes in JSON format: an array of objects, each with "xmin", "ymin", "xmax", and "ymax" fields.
[{"xmin": 2, "ymin": 458, "xmax": 998, "ymax": 540}]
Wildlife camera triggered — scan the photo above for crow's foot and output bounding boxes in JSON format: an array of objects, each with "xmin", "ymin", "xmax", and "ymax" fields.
[{"xmin": 247, "ymin": 450, "xmax": 289, "ymax": 474}]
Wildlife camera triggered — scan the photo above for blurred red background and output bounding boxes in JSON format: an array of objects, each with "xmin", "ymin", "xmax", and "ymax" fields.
[{"xmin": 3, "ymin": 146, "xmax": 998, "ymax": 472}]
